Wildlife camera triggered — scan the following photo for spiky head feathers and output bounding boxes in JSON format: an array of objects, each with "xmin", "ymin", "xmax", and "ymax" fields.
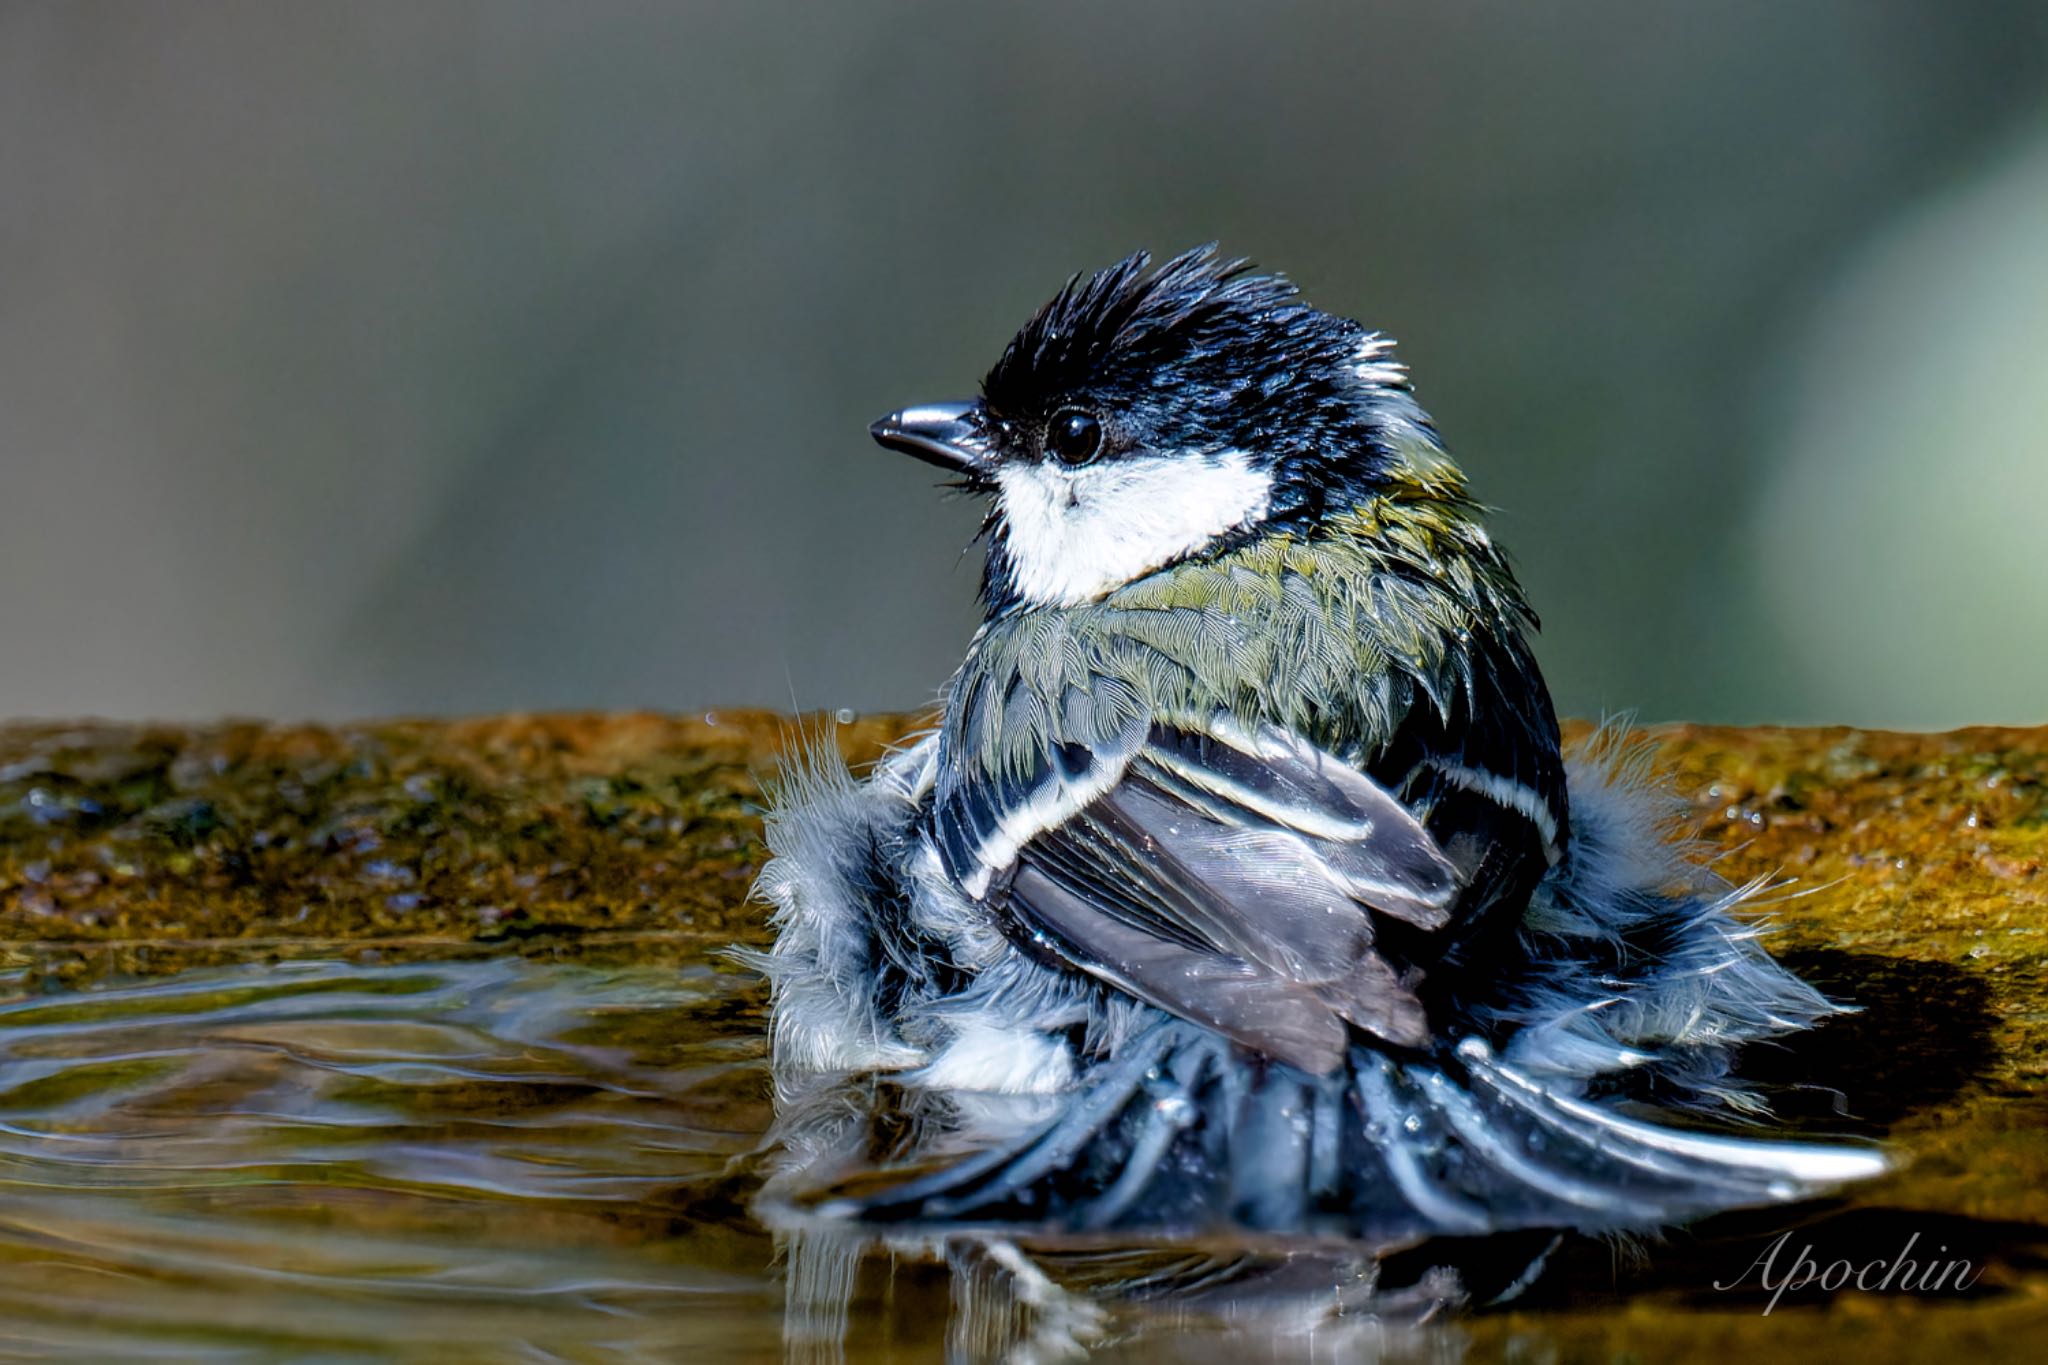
[
  {"xmin": 874, "ymin": 246, "xmax": 1455, "ymax": 612},
  {"xmin": 977, "ymin": 246, "xmax": 1431, "ymax": 515}
]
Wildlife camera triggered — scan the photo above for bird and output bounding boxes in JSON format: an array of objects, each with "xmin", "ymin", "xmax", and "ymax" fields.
[{"xmin": 747, "ymin": 246, "xmax": 1885, "ymax": 1271}]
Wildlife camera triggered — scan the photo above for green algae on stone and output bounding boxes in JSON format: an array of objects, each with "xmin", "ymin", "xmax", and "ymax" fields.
[{"xmin": 0, "ymin": 711, "xmax": 905, "ymax": 983}]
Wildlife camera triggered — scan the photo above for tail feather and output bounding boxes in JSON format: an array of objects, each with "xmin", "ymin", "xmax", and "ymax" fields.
[
  {"xmin": 793, "ymin": 1022, "xmax": 1885, "ymax": 1244},
  {"xmin": 1457, "ymin": 1039, "xmax": 1887, "ymax": 1192}
]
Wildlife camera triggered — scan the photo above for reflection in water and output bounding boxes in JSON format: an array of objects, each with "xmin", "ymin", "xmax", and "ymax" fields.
[
  {"xmin": 0, "ymin": 957, "xmax": 1476, "ymax": 1362},
  {"xmin": 777, "ymin": 1224, "xmax": 1478, "ymax": 1364},
  {"xmin": 0, "ymin": 958, "xmax": 787, "ymax": 1360}
]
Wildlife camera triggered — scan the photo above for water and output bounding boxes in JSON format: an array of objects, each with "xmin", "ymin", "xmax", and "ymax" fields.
[
  {"xmin": 0, "ymin": 958, "xmax": 794, "ymax": 1361},
  {"xmin": 2, "ymin": 956, "xmax": 2032, "ymax": 1363},
  {"xmin": 0, "ymin": 958, "xmax": 1482, "ymax": 1362}
]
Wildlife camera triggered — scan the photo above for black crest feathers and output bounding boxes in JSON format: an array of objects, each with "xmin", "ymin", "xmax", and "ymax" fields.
[{"xmin": 981, "ymin": 246, "xmax": 1352, "ymax": 417}]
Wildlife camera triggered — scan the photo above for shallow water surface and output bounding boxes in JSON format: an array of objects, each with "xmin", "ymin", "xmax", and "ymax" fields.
[
  {"xmin": 0, "ymin": 958, "xmax": 802, "ymax": 1361},
  {"xmin": 1, "ymin": 954, "xmax": 2038, "ymax": 1364},
  {"xmin": 0, "ymin": 956, "xmax": 1462, "ymax": 1363}
]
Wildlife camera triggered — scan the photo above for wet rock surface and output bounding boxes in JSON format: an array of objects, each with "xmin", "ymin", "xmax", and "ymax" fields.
[
  {"xmin": 0, "ymin": 711, "xmax": 904, "ymax": 983},
  {"xmin": 1, "ymin": 712, "xmax": 2045, "ymax": 1359}
]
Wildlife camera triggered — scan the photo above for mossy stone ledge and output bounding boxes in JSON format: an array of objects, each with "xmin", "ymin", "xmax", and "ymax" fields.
[{"xmin": 2, "ymin": 711, "xmax": 2046, "ymax": 1357}]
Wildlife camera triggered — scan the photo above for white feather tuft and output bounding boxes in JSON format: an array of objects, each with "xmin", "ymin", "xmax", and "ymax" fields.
[
  {"xmin": 1353, "ymin": 333, "xmax": 1409, "ymax": 387},
  {"xmin": 745, "ymin": 734, "xmax": 928, "ymax": 1085},
  {"xmin": 915, "ymin": 1020, "xmax": 1076, "ymax": 1095}
]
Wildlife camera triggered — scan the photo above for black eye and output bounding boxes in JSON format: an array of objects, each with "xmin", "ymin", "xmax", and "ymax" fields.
[{"xmin": 1047, "ymin": 409, "xmax": 1103, "ymax": 466}]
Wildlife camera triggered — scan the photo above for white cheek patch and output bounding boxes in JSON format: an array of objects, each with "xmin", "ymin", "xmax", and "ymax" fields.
[{"xmin": 994, "ymin": 451, "xmax": 1274, "ymax": 606}]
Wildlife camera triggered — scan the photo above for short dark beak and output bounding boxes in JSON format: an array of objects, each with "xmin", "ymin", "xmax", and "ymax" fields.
[{"xmin": 869, "ymin": 401, "xmax": 989, "ymax": 474}]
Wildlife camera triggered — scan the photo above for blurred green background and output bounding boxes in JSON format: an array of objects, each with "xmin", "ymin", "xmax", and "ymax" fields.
[{"xmin": 3, "ymin": 1, "xmax": 2045, "ymax": 728}]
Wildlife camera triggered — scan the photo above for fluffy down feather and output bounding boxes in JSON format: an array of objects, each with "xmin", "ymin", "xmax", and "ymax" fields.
[{"xmin": 748, "ymin": 724, "xmax": 1883, "ymax": 1242}]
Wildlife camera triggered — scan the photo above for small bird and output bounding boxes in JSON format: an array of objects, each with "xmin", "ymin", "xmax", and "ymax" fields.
[{"xmin": 751, "ymin": 248, "xmax": 1883, "ymax": 1266}]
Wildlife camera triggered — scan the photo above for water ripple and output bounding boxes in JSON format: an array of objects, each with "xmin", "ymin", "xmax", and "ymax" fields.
[{"xmin": 0, "ymin": 958, "xmax": 785, "ymax": 1360}]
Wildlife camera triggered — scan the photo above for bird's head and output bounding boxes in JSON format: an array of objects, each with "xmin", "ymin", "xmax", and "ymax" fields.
[{"xmin": 870, "ymin": 246, "xmax": 1452, "ymax": 615}]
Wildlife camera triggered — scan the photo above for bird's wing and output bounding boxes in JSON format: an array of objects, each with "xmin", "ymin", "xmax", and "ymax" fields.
[
  {"xmin": 1366, "ymin": 622, "xmax": 1570, "ymax": 980},
  {"xmin": 934, "ymin": 714, "xmax": 1464, "ymax": 1074}
]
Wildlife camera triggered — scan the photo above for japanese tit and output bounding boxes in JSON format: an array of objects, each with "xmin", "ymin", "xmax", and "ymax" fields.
[{"xmin": 751, "ymin": 247, "xmax": 1884, "ymax": 1252}]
